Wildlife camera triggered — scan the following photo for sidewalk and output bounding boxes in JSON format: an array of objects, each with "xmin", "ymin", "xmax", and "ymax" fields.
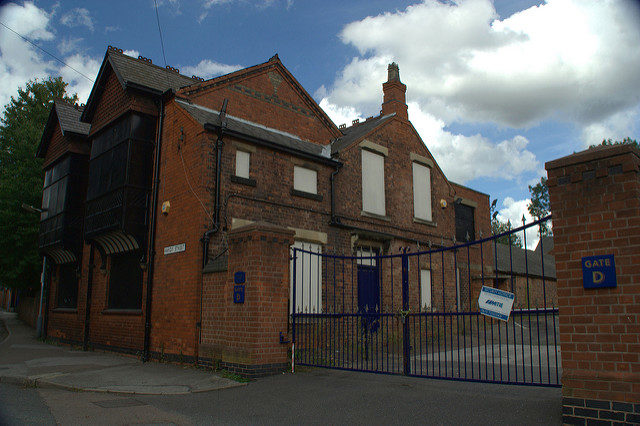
[{"xmin": 0, "ymin": 311, "xmax": 242, "ymax": 395}]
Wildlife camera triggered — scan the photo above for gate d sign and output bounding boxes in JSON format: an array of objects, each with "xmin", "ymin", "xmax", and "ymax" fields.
[
  {"xmin": 478, "ymin": 286, "xmax": 515, "ymax": 321},
  {"xmin": 582, "ymin": 254, "xmax": 616, "ymax": 289}
]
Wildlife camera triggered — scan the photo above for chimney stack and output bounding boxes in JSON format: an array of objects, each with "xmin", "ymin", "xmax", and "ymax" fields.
[{"xmin": 381, "ymin": 62, "xmax": 408, "ymax": 120}]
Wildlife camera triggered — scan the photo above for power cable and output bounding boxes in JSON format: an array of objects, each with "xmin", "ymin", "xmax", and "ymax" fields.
[
  {"xmin": 153, "ymin": 0, "xmax": 168, "ymax": 68},
  {"xmin": 0, "ymin": 21, "xmax": 94, "ymax": 82}
]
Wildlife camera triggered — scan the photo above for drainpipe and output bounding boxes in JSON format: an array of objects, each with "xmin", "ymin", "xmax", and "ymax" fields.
[
  {"xmin": 83, "ymin": 246, "xmax": 95, "ymax": 351},
  {"xmin": 142, "ymin": 95, "xmax": 166, "ymax": 362},
  {"xmin": 329, "ymin": 163, "xmax": 343, "ymax": 224},
  {"xmin": 201, "ymin": 99, "xmax": 229, "ymax": 268},
  {"xmin": 36, "ymin": 256, "xmax": 47, "ymax": 338}
]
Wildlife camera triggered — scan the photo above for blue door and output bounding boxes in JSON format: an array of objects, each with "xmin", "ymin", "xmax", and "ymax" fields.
[{"xmin": 358, "ymin": 264, "xmax": 380, "ymax": 333}]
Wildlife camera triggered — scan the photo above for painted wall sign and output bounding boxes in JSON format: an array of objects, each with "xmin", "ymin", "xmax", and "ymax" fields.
[
  {"xmin": 582, "ymin": 254, "xmax": 616, "ymax": 289},
  {"xmin": 478, "ymin": 286, "xmax": 515, "ymax": 322},
  {"xmin": 234, "ymin": 271, "xmax": 246, "ymax": 284},
  {"xmin": 163, "ymin": 243, "xmax": 186, "ymax": 255},
  {"xmin": 233, "ymin": 285, "xmax": 245, "ymax": 304}
]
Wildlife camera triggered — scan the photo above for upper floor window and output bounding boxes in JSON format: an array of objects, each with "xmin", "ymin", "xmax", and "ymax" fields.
[
  {"xmin": 412, "ymin": 162, "xmax": 432, "ymax": 221},
  {"xmin": 361, "ymin": 150, "xmax": 385, "ymax": 215},
  {"xmin": 41, "ymin": 156, "xmax": 72, "ymax": 220},
  {"xmin": 293, "ymin": 166, "xmax": 317, "ymax": 195},
  {"xmin": 455, "ymin": 202, "xmax": 475, "ymax": 242},
  {"xmin": 235, "ymin": 150, "xmax": 250, "ymax": 179}
]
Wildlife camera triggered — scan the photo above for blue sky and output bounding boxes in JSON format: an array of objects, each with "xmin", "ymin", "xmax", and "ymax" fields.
[{"xmin": 1, "ymin": 0, "xmax": 639, "ymax": 245}]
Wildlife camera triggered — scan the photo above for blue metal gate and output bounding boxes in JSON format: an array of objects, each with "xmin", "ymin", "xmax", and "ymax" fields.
[{"xmin": 291, "ymin": 216, "xmax": 560, "ymax": 386}]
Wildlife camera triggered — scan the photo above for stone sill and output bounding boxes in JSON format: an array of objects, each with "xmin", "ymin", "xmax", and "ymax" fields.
[
  {"xmin": 361, "ymin": 211, "xmax": 390, "ymax": 221},
  {"xmin": 101, "ymin": 309, "xmax": 142, "ymax": 316}
]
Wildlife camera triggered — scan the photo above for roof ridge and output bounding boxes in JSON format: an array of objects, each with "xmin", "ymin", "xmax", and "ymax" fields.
[{"xmin": 107, "ymin": 46, "xmax": 196, "ymax": 82}]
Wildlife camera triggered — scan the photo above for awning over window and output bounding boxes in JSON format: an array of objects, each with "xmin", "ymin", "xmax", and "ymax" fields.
[
  {"xmin": 42, "ymin": 247, "xmax": 77, "ymax": 265},
  {"xmin": 91, "ymin": 230, "xmax": 140, "ymax": 256}
]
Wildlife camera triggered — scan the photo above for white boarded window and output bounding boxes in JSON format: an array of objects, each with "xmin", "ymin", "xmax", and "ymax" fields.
[
  {"xmin": 294, "ymin": 166, "xmax": 317, "ymax": 194},
  {"xmin": 362, "ymin": 150, "xmax": 385, "ymax": 215},
  {"xmin": 235, "ymin": 150, "xmax": 250, "ymax": 179},
  {"xmin": 413, "ymin": 162, "xmax": 432, "ymax": 221},
  {"xmin": 420, "ymin": 269, "xmax": 431, "ymax": 310},
  {"xmin": 290, "ymin": 241, "xmax": 322, "ymax": 313}
]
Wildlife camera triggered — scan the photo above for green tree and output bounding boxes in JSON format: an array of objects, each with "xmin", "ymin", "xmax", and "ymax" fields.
[
  {"xmin": 0, "ymin": 77, "xmax": 77, "ymax": 289},
  {"xmin": 590, "ymin": 137, "xmax": 638, "ymax": 149},
  {"xmin": 490, "ymin": 199, "xmax": 523, "ymax": 247},
  {"xmin": 527, "ymin": 177, "xmax": 552, "ymax": 236}
]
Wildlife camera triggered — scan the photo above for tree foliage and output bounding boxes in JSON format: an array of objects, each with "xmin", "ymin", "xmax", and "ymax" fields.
[
  {"xmin": 490, "ymin": 199, "xmax": 523, "ymax": 247},
  {"xmin": 0, "ymin": 77, "xmax": 77, "ymax": 289},
  {"xmin": 590, "ymin": 137, "xmax": 638, "ymax": 149},
  {"xmin": 527, "ymin": 176, "xmax": 552, "ymax": 236}
]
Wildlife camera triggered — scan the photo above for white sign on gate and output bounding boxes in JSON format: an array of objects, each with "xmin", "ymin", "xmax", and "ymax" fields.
[{"xmin": 478, "ymin": 286, "xmax": 515, "ymax": 321}]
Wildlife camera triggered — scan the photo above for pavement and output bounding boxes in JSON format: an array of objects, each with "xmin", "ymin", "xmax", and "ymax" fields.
[{"xmin": 0, "ymin": 311, "xmax": 243, "ymax": 395}]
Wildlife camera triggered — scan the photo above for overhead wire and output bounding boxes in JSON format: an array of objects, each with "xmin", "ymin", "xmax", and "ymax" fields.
[{"xmin": 0, "ymin": 21, "xmax": 94, "ymax": 82}]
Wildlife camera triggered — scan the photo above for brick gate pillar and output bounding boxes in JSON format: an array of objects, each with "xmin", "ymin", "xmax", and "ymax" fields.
[
  {"xmin": 200, "ymin": 222, "xmax": 295, "ymax": 377},
  {"xmin": 546, "ymin": 144, "xmax": 640, "ymax": 424}
]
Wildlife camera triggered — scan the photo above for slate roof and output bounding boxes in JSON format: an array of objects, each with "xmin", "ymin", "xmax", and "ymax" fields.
[
  {"xmin": 331, "ymin": 113, "xmax": 395, "ymax": 155},
  {"xmin": 54, "ymin": 100, "xmax": 90, "ymax": 136},
  {"xmin": 36, "ymin": 100, "xmax": 89, "ymax": 159},
  {"xmin": 176, "ymin": 99, "xmax": 335, "ymax": 162},
  {"xmin": 535, "ymin": 236, "xmax": 554, "ymax": 256},
  {"xmin": 495, "ymin": 243, "xmax": 556, "ymax": 279},
  {"xmin": 107, "ymin": 49, "xmax": 196, "ymax": 93}
]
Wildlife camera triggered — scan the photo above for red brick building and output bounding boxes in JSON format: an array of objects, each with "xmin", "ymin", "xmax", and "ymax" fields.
[{"xmin": 36, "ymin": 46, "xmax": 492, "ymax": 373}]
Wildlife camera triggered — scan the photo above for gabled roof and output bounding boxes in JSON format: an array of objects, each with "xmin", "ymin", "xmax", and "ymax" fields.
[
  {"xmin": 175, "ymin": 99, "xmax": 338, "ymax": 165},
  {"xmin": 331, "ymin": 113, "xmax": 395, "ymax": 155},
  {"xmin": 82, "ymin": 47, "xmax": 197, "ymax": 122},
  {"xmin": 535, "ymin": 236, "xmax": 553, "ymax": 256},
  {"xmin": 495, "ymin": 243, "xmax": 556, "ymax": 279},
  {"xmin": 178, "ymin": 54, "xmax": 341, "ymax": 139},
  {"xmin": 37, "ymin": 99, "xmax": 90, "ymax": 159}
]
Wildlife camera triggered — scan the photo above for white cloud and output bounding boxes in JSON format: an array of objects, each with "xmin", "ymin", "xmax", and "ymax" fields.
[
  {"xmin": 496, "ymin": 197, "xmax": 540, "ymax": 250},
  {"xmin": 580, "ymin": 107, "xmax": 640, "ymax": 147},
  {"xmin": 180, "ymin": 59, "xmax": 243, "ymax": 79},
  {"xmin": 58, "ymin": 54, "xmax": 100, "ymax": 104},
  {"xmin": 123, "ymin": 49, "xmax": 140, "ymax": 58},
  {"xmin": 60, "ymin": 7, "xmax": 94, "ymax": 31},
  {"xmin": 0, "ymin": 2, "xmax": 100, "ymax": 109},
  {"xmin": 324, "ymin": 0, "xmax": 640, "ymax": 152},
  {"xmin": 0, "ymin": 2, "xmax": 56, "ymax": 109},
  {"xmin": 319, "ymin": 98, "xmax": 363, "ymax": 128},
  {"xmin": 58, "ymin": 37, "xmax": 82, "ymax": 55}
]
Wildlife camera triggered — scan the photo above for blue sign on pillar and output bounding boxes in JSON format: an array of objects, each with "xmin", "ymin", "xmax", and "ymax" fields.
[
  {"xmin": 233, "ymin": 285, "xmax": 245, "ymax": 304},
  {"xmin": 582, "ymin": 254, "xmax": 616, "ymax": 289}
]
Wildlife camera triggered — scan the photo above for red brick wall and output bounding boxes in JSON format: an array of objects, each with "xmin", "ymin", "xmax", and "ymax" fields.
[
  {"xmin": 42, "ymin": 116, "xmax": 88, "ymax": 168},
  {"xmin": 201, "ymin": 223, "xmax": 294, "ymax": 374},
  {"xmin": 182, "ymin": 65, "xmax": 338, "ymax": 145},
  {"xmin": 546, "ymin": 144, "xmax": 640, "ymax": 410}
]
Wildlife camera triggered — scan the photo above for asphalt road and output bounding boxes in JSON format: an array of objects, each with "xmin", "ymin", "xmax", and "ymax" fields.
[{"xmin": 0, "ymin": 367, "xmax": 562, "ymax": 425}]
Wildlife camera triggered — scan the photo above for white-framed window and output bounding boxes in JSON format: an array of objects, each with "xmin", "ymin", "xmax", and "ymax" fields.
[
  {"xmin": 356, "ymin": 247, "xmax": 378, "ymax": 266},
  {"xmin": 362, "ymin": 149, "xmax": 385, "ymax": 215},
  {"xmin": 413, "ymin": 162, "xmax": 432, "ymax": 221},
  {"xmin": 235, "ymin": 150, "xmax": 250, "ymax": 179},
  {"xmin": 420, "ymin": 269, "xmax": 431, "ymax": 311},
  {"xmin": 293, "ymin": 166, "xmax": 317, "ymax": 195},
  {"xmin": 290, "ymin": 241, "xmax": 322, "ymax": 313}
]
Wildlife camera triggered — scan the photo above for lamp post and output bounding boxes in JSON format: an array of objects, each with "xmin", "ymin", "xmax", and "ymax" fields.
[{"xmin": 21, "ymin": 203, "xmax": 47, "ymax": 337}]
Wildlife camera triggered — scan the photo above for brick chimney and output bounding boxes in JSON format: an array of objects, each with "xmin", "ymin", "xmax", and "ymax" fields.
[{"xmin": 381, "ymin": 62, "xmax": 408, "ymax": 120}]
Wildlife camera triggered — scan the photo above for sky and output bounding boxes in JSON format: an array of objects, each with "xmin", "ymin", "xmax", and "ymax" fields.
[{"xmin": 1, "ymin": 0, "xmax": 639, "ymax": 248}]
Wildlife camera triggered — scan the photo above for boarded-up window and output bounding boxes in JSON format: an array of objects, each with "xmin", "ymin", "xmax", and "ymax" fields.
[
  {"xmin": 293, "ymin": 166, "xmax": 317, "ymax": 194},
  {"xmin": 235, "ymin": 150, "xmax": 250, "ymax": 179},
  {"xmin": 56, "ymin": 264, "xmax": 78, "ymax": 308},
  {"xmin": 413, "ymin": 162, "xmax": 432, "ymax": 221},
  {"xmin": 108, "ymin": 252, "xmax": 143, "ymax": 310},
  {"xmin": 290, "ymin": 241, "xmax": 322, "ymax": 313},
  {"xmin": 362, "ymin": 150, "xmax": 385, "ymax": 215},
  {"xmin": 420, "ymin": 269, "xmax": 431, "ymax": 310}
]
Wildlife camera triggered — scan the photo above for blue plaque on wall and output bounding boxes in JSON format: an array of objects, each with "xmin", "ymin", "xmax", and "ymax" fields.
[
  {"xmin": 582, "ymin": 255, "xmax": 616, "ymax": 289},
  {"xmin": 233, "ymin": 285, "xmax": 245, "ymax": 304},
  {"xmin": 234, "ymin": 271, "xmax": 245, "ymax": 284}
]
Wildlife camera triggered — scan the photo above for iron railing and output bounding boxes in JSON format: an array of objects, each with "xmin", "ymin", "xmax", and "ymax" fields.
[{"xmin": 291, "ymin": 216, "xmax": 559, "ymax": 386}]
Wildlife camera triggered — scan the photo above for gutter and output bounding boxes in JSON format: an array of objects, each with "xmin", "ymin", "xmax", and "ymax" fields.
[
  {"xmin": 142, "ymin": 93, "xmax": 166, "ymax": 362},
  {"xmin": 83, "ymin": 246, "xmax": 95, "ymax": 351}
]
